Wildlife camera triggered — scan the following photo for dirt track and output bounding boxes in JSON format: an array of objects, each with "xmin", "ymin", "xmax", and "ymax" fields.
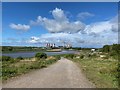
[{"xmin": 3, "ymin": 58, "xmax": 95, "ymax": 88}]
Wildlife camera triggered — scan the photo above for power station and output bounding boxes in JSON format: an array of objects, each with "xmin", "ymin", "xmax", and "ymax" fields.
[{"xmin": 46, "ymin": 43, "xmax": 72, "ymax": 49}]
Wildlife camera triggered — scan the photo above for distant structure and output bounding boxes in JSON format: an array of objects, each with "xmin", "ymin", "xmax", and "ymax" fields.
[
  {"xmin": 46, "ymin": 43, "xmax": 55, "ymax": 48},
  {"xmin": 91, "ymin": 49, "xmax": 95, "ymax": 52},
  {"xmin": 46, "ymin": 41, "xmax": 72, "ymax": 49},
  {"xmin": 65, "ymin": 44, "xmax": 72, "ymax": 48}
]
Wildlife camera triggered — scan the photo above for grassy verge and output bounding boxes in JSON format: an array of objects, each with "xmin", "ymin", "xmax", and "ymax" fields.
[
  {"xmin": 62, "ymin": 52, "xmax": 118, "ymax": 88},
  {"xmin": 2, "ymin": 55, "xmax": 60, "ymax": 82},
  {"xmin": 73, "ymin": 58, "xmax": 118, "ymax": 88}
]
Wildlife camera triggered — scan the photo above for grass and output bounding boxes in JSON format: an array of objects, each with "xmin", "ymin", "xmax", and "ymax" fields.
[
  {"xmin": 63, "ymin": 51, "xmax": 119, "ymax": 88},
  {"xmin": 77, "ymin": 58, "xmax": 118, "ymax": 88},
  {"xmin": 2, "ymin": 55, "xmax": 60, "ymax": 82},
  {"xmin": 2, "ymin": 50, "xmax": 119, "ymax": 88}
]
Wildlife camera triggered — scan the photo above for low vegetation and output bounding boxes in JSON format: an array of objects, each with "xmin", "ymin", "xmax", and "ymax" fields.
[
  {"xmin": 71, "ymin": 55, "xmax": 118, "ymax": 88},
  {"xmin": 35, "ymin": 52, "xmax": 47, "ymax": 60},
  {"xmin": 2, "ymin": 52, "xmax": 60, "ymax": 82},
  {"xmin": 62, "ymin": 44, "xmax": 119, "ymax": 88},
  {"xmin": 1, "ymin": 44, "xmax": 119, "ymax": 88}
]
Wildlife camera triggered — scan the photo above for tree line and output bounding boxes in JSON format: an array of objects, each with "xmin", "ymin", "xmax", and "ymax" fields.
[{"xmin": 2, "ymin": 46, "xmax": 45, "ymax": 52}]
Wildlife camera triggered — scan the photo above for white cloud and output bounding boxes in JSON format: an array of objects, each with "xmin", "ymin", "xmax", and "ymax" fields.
[
  {"xmin": 9, "ymin": 8, "xmax": 118, "ymax": 47},
  {"xmin": 28, "ymin": 14, "xmax": 118, "ymax": 47},
  {"xmin": 77, "ymin": 12, "xmax": 94, "ymax": 20},
  {"xmin": 28, "ymin": 36, "xmax": 40, "ymax": 43},
  {"xmin": 84, "ymin": 21, "xmax": 112, "ymax": 34},
  {"xmin": 27, "ymin": 33, "xmax": 84, "ymax": 46},
  {"xmin": 31, "ymin": 8, "xmax": 85, "ymax": 33},
  {"xmin": 9, "ymin": 23, "xmax": 30, "ymax": 31},
  {"xmin": 83, "ymin": 15, "xmax": 118, "ymax": 36},
  {"xmin": 51, "ymin": 8, "xmax": 68, "ymax": 22},
  {"xmin": 27, "ymin": 30, "xmax": 117, "ymax": 48},
  {"xmin": 109, "ymin": 15, "xmax": 118, "ymax": 32},
  {"xmin": 30, "ymin": 8, "xmax": 117, "ymax": 35}
]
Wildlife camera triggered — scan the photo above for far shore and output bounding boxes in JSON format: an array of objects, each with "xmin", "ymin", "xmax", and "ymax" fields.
[
  {"xmin": 2, "ymin": 49, "xmax": 62, "ymax": 54},
  {"xmin": 46, "ymin": 49, "xmax": 62, "ymax": 52}
]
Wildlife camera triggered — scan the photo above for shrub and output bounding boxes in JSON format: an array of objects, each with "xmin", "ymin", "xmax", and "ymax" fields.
[
  {"xmin": 2, "ymin": 56, "xmax": 13, "ymax": 62},
  {"xmin": 40, "ymin": 61, "xmax": 47, "ymax": 68},
  {"xmin": 109, "ymin": 50, "xmax": 118, "ymax": 56},
  {"xmin": 35, "ymin": 52, "xmax": 47, "ymax": 60},
  {"xmin": 0, "ymin": 56, "xmax": 2, "ymax": 61},
  {"xmin": 2, "ymin": 67, "xmax": 18, "ymax": 78},
  {"xmin": 102, "ymin": 45, "xmax": 110, "ymax": 52},
  {"xmin": 80, "ymin": 54, "xmax": 84, "ymax": 59},
  {"xmin": 87, "ymin": 53, "xmax": 91, "ymax": 57},
  {"xmin": 109, "ymin": 51, "xmax": 118, "ymax": 59},
  {"xmin": 16, "ymin": 56, "xmax": 24, "ymax": 60}
]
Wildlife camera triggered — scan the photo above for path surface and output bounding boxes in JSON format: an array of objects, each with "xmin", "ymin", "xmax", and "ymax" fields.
[{"xmin": 3, "ymin": 58, "xmax": 95, "ymax": 88}]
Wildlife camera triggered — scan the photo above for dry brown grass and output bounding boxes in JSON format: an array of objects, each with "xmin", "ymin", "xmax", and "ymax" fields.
[{"xmin": 46, "ymin": 56, "xmax": 56, "ymax": 60}]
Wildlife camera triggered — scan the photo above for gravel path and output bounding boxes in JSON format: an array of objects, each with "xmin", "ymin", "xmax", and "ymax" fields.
[{"xmin": 3, "ymin": 58, "xmax": 95, "ymax": 88}]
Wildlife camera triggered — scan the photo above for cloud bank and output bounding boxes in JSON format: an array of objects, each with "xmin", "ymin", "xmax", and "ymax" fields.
[
  {"xmin": 31, "ymin": 8, "xmax": 85, "ymax": 33},
  {"xmin": 9, "ymin": 8, "xmax": 118, "ymax": 47}
]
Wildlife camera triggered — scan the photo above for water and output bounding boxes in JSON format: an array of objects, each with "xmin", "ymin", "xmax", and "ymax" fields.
[{"xmin": 2, "ymin": 50, "xmax": 77, "ymax": 58}]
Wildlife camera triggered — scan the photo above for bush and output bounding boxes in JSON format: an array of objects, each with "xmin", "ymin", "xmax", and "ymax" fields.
[
  {"xmin": 0, "ymin": 56, "xmax": 2, "ymax": 61},
  {"xmin": 109, "ymin": 50, "xmax": 118, "ymax": 56},
  {"xmin": 35, "ymin": 52, "xmax": 47, "ymax": 60},
  {"xmin": 2, "ymin": 56, "xmax": 13, "ymax": 62},
  {"xmin": 2, "ymin": 67, "xmax": 18, "ymax": 78},
  {"xmin": 87, "ymin": 53, "xmax": 91, "ymax": 57},
  {"xmin": 40, "ymin": 61, "xmax": 47, "ymax": 68},
  {"xmin": 16, "ymin": 56, "xmax": 24, "ymax": 60},
  {"xmin": 102, "ymin": 45, "xmax": 110, "ymax": 52},
  {"xmin": 80, "ymin": 54, "xmax": 84, "ymax": 59}
]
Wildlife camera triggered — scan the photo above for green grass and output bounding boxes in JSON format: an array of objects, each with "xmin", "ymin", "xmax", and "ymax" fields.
[
  {"xmin": 71, "ymin": 56, "xmax": 118, "ymax": 88},
  {"xmin": 2, "ymin": 56, "xmax": 59, "ymax": 82},
  {"xmin": 60, "ymin": 50, "xmax": 119, "ymax": 88}
]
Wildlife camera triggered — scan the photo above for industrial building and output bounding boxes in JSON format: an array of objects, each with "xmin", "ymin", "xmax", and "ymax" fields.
[
  {"xmin": 46, "ymin": 43, "xmax": 55, "ymax": 48},
  {"xmin": 46, "ymin": 43, "xmax": 72, "ymax": 49}
]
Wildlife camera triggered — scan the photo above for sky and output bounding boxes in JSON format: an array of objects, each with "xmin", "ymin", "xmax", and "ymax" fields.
[{"xmin": 2, "ymin": 2, "xmax": 118, "ymax": 48}]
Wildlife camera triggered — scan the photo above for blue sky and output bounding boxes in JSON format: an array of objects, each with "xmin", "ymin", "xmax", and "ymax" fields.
[{"xmin": 2, "ymin": 2, "xmax": 118, "ymax": 47}]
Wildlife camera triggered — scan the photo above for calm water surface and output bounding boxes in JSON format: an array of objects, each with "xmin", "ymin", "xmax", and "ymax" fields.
[{"xmin": 2, "ymin": 50, "xmax": 77, "ymax": 58}]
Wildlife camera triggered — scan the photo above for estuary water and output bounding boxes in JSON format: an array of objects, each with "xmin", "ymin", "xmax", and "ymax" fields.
[{"xmin": 2, "ymin": 50, "xmax": 77, "ymax": 58}]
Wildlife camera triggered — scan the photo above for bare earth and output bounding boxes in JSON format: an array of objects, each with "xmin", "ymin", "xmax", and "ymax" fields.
[{"xmin": 3, "ymin": 58, "xmax": 95, "ymax": 88}]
